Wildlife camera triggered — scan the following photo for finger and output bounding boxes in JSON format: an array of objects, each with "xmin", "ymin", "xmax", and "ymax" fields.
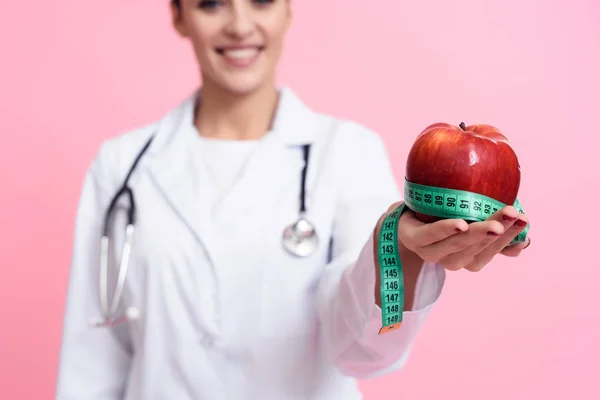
[
  {"xmin": 398, "ymin": 211, "xmax": 469, "ymax": 250},
  {"xmin": 417, "ymin": 219, "xmax": 505, "ymax": 264},
  {"xmin": 467, "ymin": 214, "xmax": 530, "ymax": 270},
  {"xmin": 487, "ymin": 205, "xmax": 522, "ymax": 230},
  {"xmin": 435, "ymin": 232, "xmax": 503, "ymax": 271},
  {"xmin": 501, "ymin": 236, "xmax": 531, "ymax": 257},
  {"xmin": 484, "ymin": 213, "xmax": 529, "ymax": 255},
  {"xmin": 460, "ymin": 205, "xmax": 521, "ymax": 265}
]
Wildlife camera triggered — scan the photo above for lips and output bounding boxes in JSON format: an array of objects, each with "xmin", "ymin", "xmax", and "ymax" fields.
[
  {"xmin": 221, "ymin": 48, "xmax": 259, "ymax": 59},
  {"xmin": 216, "ymin": 45, "xmax": 264, "ymax": 67}
]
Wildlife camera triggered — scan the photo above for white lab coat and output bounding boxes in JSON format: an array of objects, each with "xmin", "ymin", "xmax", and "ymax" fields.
[{"xmin": 56, "ymin": 87, "xmax": 446, "ymax": 400}]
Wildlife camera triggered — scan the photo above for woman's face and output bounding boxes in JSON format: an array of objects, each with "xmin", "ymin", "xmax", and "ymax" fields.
[{"xmin": 172, "ymin": 0, "xmax": 292, "ymax": 96}]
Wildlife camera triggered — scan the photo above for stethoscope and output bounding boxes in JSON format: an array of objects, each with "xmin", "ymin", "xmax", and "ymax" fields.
[{"xmin": 90, "ymin": 135, "xmax": 319, "ymax": 328}]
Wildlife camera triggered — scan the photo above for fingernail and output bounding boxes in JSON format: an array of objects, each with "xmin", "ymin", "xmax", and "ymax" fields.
[
  {"xmin": 515, "ymin": 219, "xmax": 527, "ymax": 228},
  {"xmin": 524, "ymin": 237, "xmax": 532, "ymax": 248},
  {"xmin": 487, "ymin": 231, "xmax": 501, "ymax": 236},
  {"xmin": 502, "ymin": 215, "xmax": 517, "ymax": 222}
]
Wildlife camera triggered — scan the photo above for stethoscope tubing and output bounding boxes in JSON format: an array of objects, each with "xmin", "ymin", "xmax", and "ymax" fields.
[{"xmin": 93, "ymin": 135, "xmax": 316, "ymax": 328}]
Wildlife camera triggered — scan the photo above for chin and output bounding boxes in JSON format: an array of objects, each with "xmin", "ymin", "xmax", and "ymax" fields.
[
  {"xmin": 203, "ymin": 65, "xmax": 275, "ymax": 96},
  {"xmin": 217, "ymin": 74, "xmax": 272, "ymax": 97}
]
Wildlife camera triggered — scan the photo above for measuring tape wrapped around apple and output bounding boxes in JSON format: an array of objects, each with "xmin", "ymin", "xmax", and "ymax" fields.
[{"xmin": 378, "ymin": 122, "xmax": 529, "ymax": 334}]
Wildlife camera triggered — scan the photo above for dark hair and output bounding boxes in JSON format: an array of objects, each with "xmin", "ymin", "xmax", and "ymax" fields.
[{"xmin": 172, "ymin": 0, "xmax": 180, "ymax": 8}]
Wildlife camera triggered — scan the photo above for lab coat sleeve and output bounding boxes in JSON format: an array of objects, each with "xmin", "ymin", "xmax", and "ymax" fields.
[
  {"xmin": 316, "ymin": 125, "xmax": 446, "ymax": 380},
  {"xmin": 55, "ymin": 144, "xmax": 133, "ymax": 399}
]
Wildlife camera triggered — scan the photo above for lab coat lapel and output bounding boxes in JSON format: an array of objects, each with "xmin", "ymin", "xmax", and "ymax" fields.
[
  {"xmin": 213, "ymin": 87, "xmax": 321, "ymax": 222},
  {"xmin": 143, "ymin": 87, "xmax": 322, "ymax": 260},
  {"xmin": 145, "ymin": 93, "xmax": 219, "ymax": 263}
]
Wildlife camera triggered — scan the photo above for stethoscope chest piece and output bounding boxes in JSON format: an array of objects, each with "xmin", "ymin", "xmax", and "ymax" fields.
[{"xmin": 282, "ymin": 217, "xmax": 319, "ymax": 257}]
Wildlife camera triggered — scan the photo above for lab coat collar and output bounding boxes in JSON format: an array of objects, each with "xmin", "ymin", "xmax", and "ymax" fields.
[
  {"xmin": 144, "ymin": 85, "xmax": 323, "ymax": 268},
  {"xmin": 270, "ymin": 86, "xmax": 321, "ymax": 145},
  {"xmin": 149, "ymin": 85, "xmax": 320, "ymax": 150}
]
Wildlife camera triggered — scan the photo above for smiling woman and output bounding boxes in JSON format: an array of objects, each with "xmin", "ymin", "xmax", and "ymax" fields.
[
  {"xmin": 54, "ymin": 0, "xmax": 532, "ymax": 399},
  {"xmin": 171, "ymin": 0, "xmax": 291, "ymax": 97}
]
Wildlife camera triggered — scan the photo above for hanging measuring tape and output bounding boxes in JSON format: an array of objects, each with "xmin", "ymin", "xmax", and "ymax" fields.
[{"xmin": 377, "ymin": 178, "xmax": 529, "ymax": 334}]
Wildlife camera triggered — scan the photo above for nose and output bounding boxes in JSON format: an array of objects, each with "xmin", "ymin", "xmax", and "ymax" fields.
[{"xmin": 224, "ymin": 5, "xmax": 254, "ymax": 38}]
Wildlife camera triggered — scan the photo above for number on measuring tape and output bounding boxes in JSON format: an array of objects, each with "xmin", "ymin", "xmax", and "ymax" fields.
[
  {"xmin": 377, "ymin": 203, "xmax": 406, "ymax": 335},
  {"xmin": 403, "ymin": 179, "xmax": 529, "ymax": 245}
]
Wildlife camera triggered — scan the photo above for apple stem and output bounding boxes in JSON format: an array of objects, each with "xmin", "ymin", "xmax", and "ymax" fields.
[{"xmin": 459, "ymin": 122, "xmax": 467, "ymax": 131}]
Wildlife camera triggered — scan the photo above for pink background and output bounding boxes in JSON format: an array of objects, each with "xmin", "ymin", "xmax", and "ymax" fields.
[{"xmin": 1, "ymin": 0, "xmax": 598, "ymax": 398}]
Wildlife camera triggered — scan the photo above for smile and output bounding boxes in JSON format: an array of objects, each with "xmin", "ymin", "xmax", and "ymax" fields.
[{"xmin": 216, "ymin": 46, "xmax": 264, "ymax": 67}]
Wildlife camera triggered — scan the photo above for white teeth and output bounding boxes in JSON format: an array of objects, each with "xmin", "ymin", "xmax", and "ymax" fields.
[{"xmin": 222, "ymin": 48, "xmax": 259, "ymax": 60}]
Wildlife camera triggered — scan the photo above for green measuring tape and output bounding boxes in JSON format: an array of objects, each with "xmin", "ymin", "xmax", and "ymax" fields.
[{"xmin": 377, "ymin": 178, "xmax": 529, "ymax": 334}]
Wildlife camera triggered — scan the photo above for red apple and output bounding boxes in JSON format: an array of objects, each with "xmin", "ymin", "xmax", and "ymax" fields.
[{"xmin": 405, "ymin": 122, "xmax": 521, "ymax": 223}]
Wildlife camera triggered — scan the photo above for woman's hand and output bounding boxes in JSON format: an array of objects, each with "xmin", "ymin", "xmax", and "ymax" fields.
[
  {"xmin": 374, "ymin": 201, "xmax": 531, "ymax": 310},
  {"xmin": 392, "ymin": 201, "xmax": 531, "ymax": 272}
]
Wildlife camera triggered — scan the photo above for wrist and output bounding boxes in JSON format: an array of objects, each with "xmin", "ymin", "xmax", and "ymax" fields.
[{"xmin": 397, "ymin": 240, "xmax": 423, "ymax": 311}]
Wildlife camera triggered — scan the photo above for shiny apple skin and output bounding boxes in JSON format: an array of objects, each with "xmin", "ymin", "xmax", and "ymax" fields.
[{"xmin": 405, "ymin": 123, "xmax": 521, "ymax": 223}]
